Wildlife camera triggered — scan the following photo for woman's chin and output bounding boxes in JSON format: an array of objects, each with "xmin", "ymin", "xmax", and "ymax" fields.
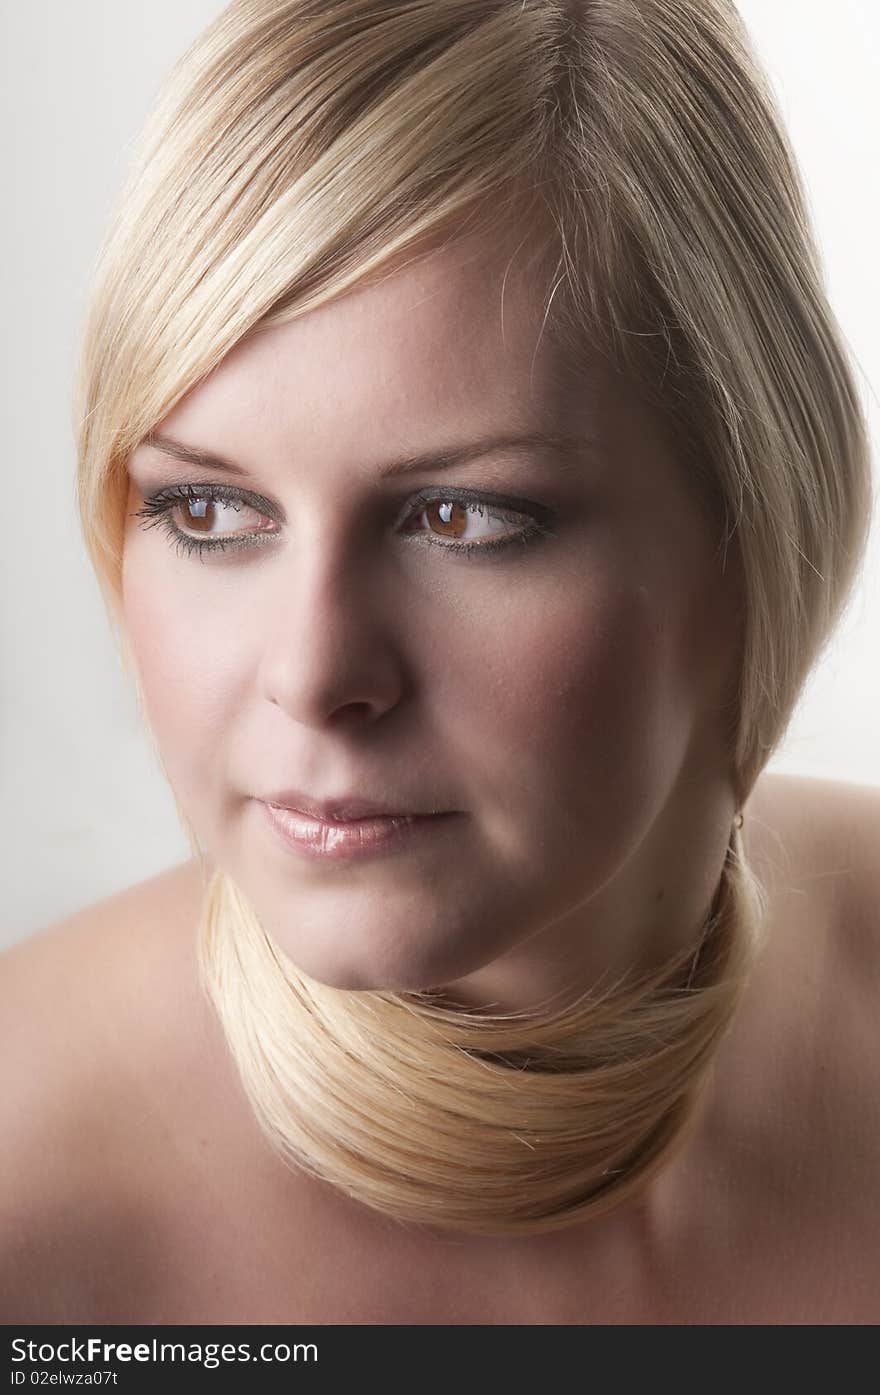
[{"xmin": 270, "ymin": 935, "xmax": 497, "ymax": 998}]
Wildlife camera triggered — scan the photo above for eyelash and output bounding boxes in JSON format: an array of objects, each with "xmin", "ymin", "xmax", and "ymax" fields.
[{"xmin": 131, "ymin": 482, "xmax": 557, "ymax": 562}]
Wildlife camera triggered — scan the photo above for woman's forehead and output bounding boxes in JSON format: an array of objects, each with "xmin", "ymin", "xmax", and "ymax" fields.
[
  {"xmin": 156, "ymin": 238, "xmax": 593, "ymax": 450},
  {"xmin": 147, "ymin": 222, "xmax": 701, "ymax": 533}
]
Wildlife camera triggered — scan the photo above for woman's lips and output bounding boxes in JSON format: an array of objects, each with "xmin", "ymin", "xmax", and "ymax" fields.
[{"xmin": 261, "ymin": 800, "xmax": 460, "ymax": 861}]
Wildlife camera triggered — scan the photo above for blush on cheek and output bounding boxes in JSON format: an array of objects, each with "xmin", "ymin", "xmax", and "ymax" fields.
[
  {"xmin": 121, "ymin": 560, "xmax": 226, "ymax": 835},
  {"xmin": 506, "ymin": 580, "xmax": 694, "ymax": 843}
]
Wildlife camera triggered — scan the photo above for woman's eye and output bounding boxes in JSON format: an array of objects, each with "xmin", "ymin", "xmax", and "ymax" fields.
[
  {"xmin": 132, "ymin": 485, "xmax": 277, "ymax": 559},
  {"xmin": 132, "ymin": 483, "xmax": 554, "ymax": 561},
  {"xmin": 168, "ymin": 495, "xmax": 254, "ymax": 536},
  {"xmin": 401, "ymin": 497, "xmax": 533, "ymax": 551}
]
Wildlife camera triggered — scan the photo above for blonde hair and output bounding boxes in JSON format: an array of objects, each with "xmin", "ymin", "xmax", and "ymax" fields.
[{"xmin": 73, "ymin": 0, "xmax": 873, "ymax": 1236}]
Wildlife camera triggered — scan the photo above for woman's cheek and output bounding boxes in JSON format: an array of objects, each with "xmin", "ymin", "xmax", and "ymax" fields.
[
  {"xmin": 121, "ymin": 557, "xmax": 235, "ymax": 804},
  {"xmin": 504, "ymin": 577, "xmax": 694, "ymax": 824}
]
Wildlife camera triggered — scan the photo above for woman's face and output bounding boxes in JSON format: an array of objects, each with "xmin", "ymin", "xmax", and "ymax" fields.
[{"xmin": 122, "ymin": 228, "xmax": 741, "ymax": 1003}]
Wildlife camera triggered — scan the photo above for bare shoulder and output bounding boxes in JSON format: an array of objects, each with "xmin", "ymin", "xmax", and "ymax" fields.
[
  {"xmin": 741, "ymin": 768, "xmax": 880, "ymax": 1085},
  {"xmin": 745, "ymin": 765, "xmax": 880, "ymax": 856},
  {"xmin": 744, "ymin": 769, "xmax": 880, "ymax": 981},
  {"xmin": 0, "ymin": 860, "xmax": 209, "ymax": 1320},
  {"xmin": 661, "ymin": 771, "xmax": 880, "ymax": 1320},
  {"xmin": 730, "ymin": 771, "xmax": 879, "ymax": 1267},
  {"xmin": 0, "ymin": 858, "xmax": 209, "ymax": 1099}
]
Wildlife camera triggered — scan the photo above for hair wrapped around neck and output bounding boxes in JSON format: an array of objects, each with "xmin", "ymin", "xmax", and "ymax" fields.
[{"xmin": 195, "ymin": 815, "xmax": 767, "ymax": 1237}]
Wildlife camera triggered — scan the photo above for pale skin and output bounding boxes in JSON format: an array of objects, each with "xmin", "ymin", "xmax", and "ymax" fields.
[
  {"xmin": 2, "ymin": 229, "xmax": 879, "ymax": 1322},
  {"xmin": 120, "ymin": 225, "xmax": 743, "ymax": 1015}
]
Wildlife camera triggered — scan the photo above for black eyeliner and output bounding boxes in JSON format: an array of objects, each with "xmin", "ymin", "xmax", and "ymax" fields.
[{"xmin": 131, "ymin": 479, "xmax": 558, "ymax": 561}]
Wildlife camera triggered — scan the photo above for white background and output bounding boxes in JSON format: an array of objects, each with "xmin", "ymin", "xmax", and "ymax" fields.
[{"xmin": 2, "ymin": 1, "xmax": 877, "ymax": 948}]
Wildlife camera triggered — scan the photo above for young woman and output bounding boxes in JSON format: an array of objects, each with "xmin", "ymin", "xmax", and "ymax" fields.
[{"xmin": 2, "ymin": 0, "xmax": 878, "ymax": 1323}]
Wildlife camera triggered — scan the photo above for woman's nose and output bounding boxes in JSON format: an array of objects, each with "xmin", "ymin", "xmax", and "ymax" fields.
[{"xmin": 256, "ymin": 543, "xmax": 408, "ymax": 730}]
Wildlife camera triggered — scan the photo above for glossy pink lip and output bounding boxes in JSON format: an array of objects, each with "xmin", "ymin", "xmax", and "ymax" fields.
[
  {"xmin": 261, "ymin": 800, "xmax": 459, "ymax": 861},
  {"xmin": 262, "ymin": 788, "xmax": 447, "ymax": 822}
]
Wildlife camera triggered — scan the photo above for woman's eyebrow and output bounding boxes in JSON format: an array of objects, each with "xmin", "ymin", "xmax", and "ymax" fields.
[{"xmin": 141, "ymin": 429, "xmax": 600, "ymax": 479}]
